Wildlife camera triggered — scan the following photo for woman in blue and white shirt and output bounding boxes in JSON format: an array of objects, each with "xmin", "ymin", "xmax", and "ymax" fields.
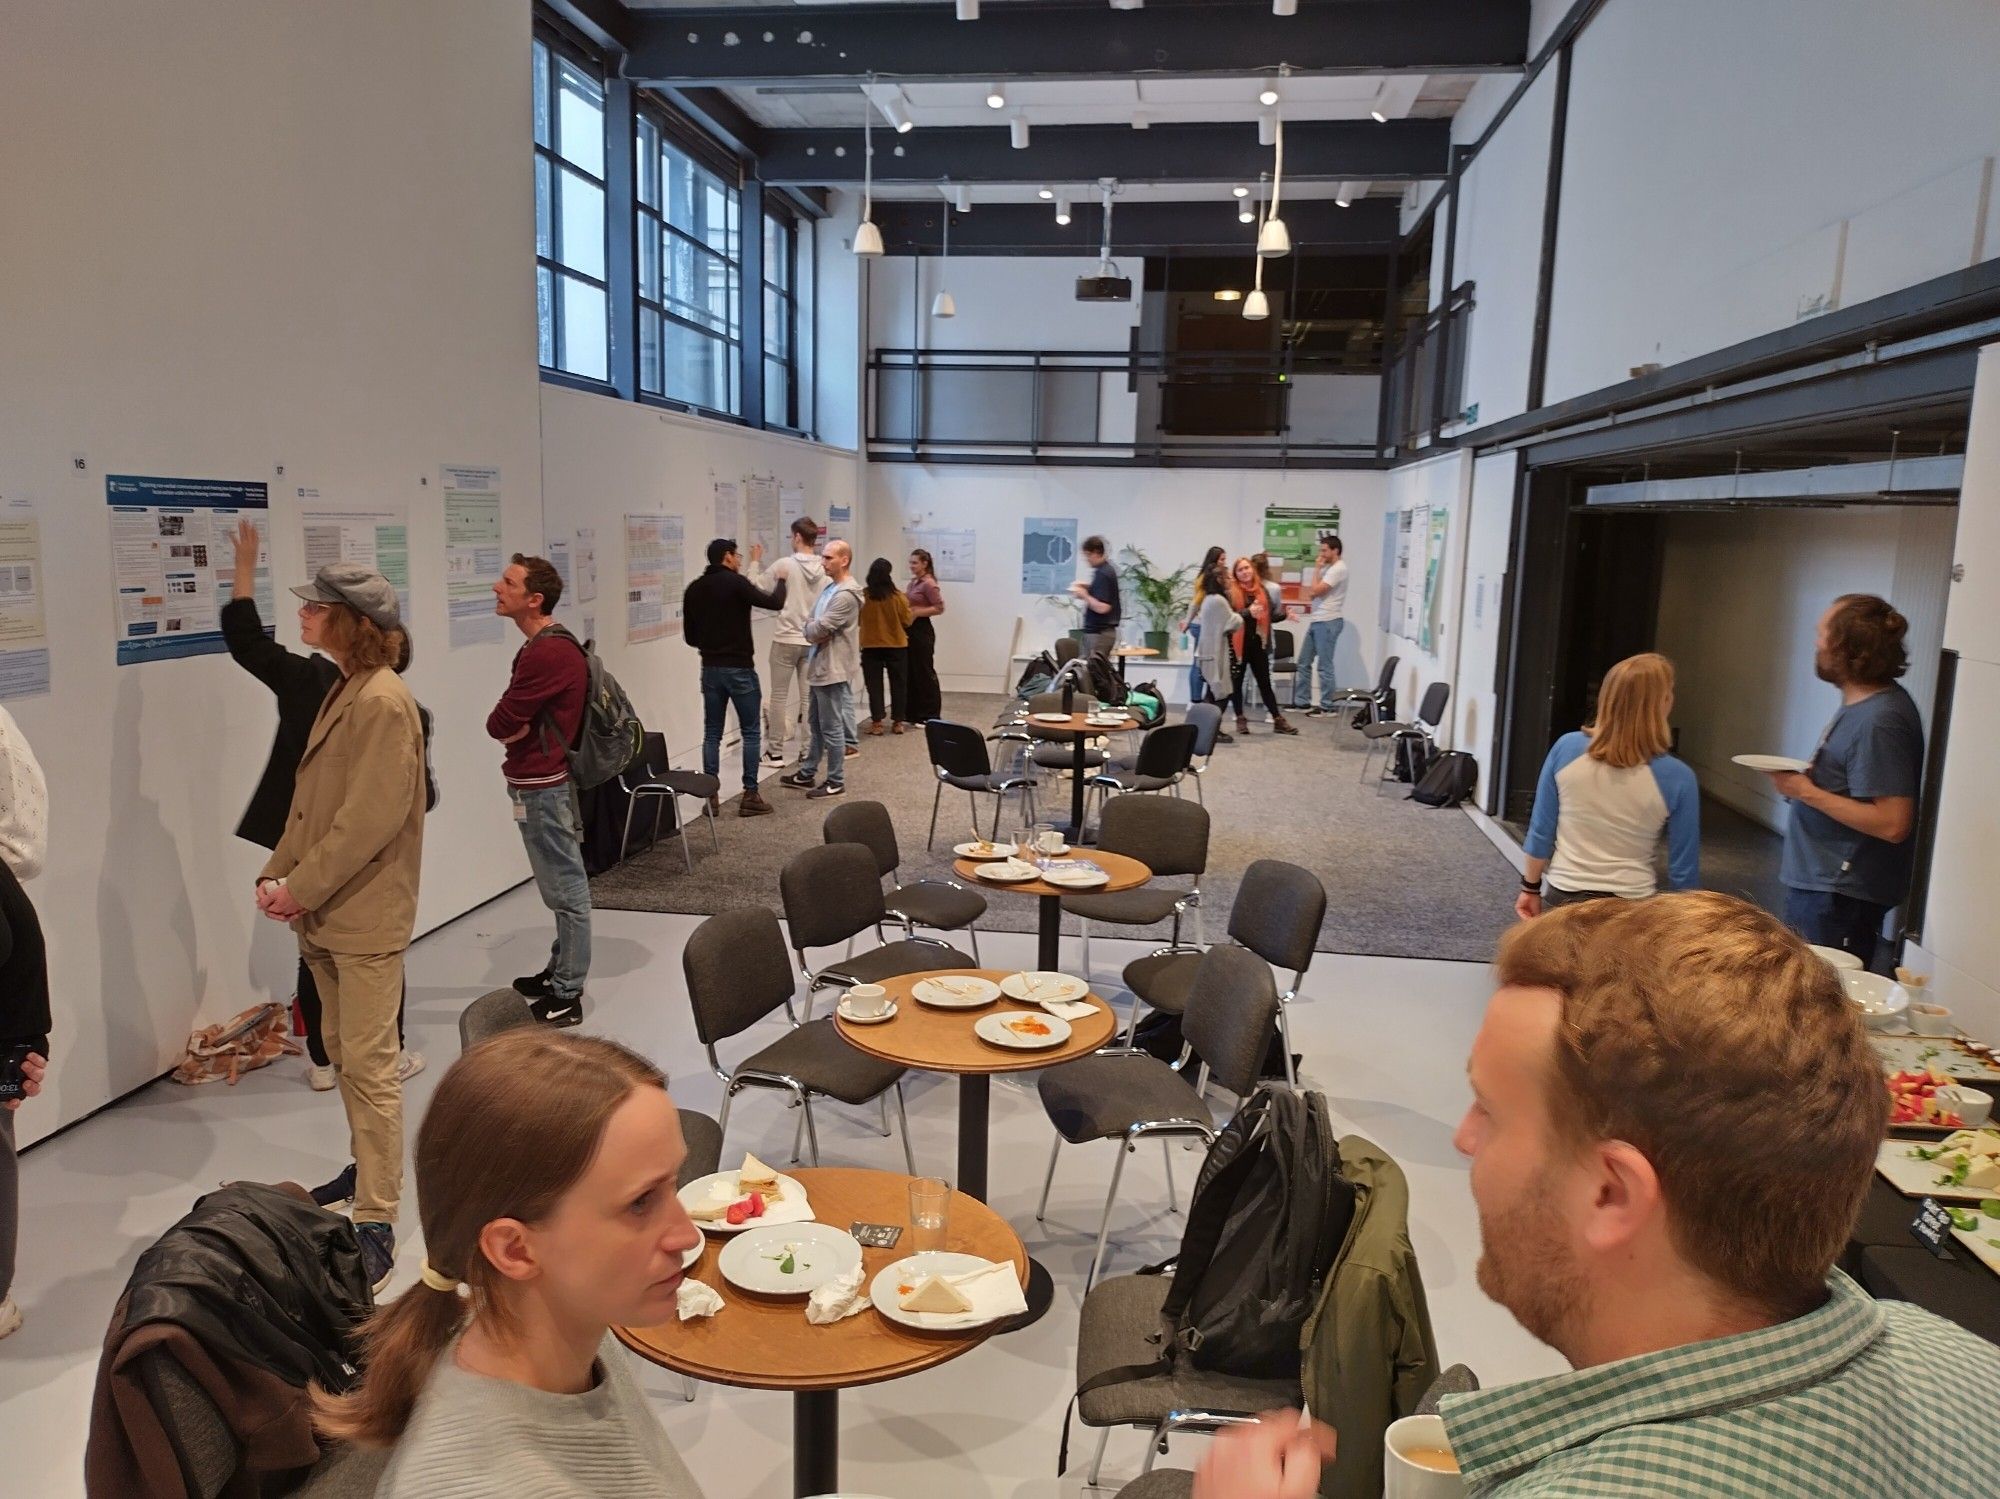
[{"xmin": 1519, "ymin": 652, "xmax": 1701, "ymax": 919}]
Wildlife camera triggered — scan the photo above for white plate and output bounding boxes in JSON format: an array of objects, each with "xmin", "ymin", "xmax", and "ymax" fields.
[
  {"xmin": 719, "ymin": 1223, "xmax": 863, "ymax": 1296},
  {"xmin": 911, "ymin": 975, "xmax": 1001, "ymax": 1008},
  {"xmin": 1040, "ymin": 863, "xmax": 1110, "ymax": 890},
  {"xmin": 1030, "ymin": 711, "xmax": 1073, "ymax": 723},
  {"xmin": 1875, "ymin": 1136, "xmax": 2000, "ymax": 1203},
  {"xmin": 974, "ymin": 860, "xmax": 1039, "ymax": 883},
  {"xmin": 677, "ymin": 1170, "xmax": 812, "ymax": 1233},
  {"xmin": 1731, "ymin": 753, "xmax": 1811, "ymax": 774},
  {"xmin": 975, "ymin": 1010, "xmax": 1074, "ymax": 1050},
  {"xmin": 953, "ymin": 840, "xmax": 1016, "ymax": 859},
  {"xmin": 837, "ymin": 997, "xmax": 899, "ymax": 1025},
  {"xmin": 869, "ymin": 1252, "xmax": 1014, "ymax": 1331},
  {"xmin": 999, "ymin": 971, "xmax": 1089, "ymax": 1004}
]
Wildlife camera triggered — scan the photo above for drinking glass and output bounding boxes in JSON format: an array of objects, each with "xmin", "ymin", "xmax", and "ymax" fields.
[
  {"xmin": 908, "ymin": 1176, "xmax": 951, "ymax": 1257},
  {"xmin": 1009, "ymin": 826, "xmax": 1034, "ymax": 861}
]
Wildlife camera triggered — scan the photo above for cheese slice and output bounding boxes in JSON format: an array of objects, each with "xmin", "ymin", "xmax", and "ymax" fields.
[
  {"xmin": 738, "ymin": 1153, "xmax": 780, "ymax": 1191},
  {"xmin": 1968, "ymin": 1157, "xmax": 2000, "ymax": 1191},
  {"xmin": 900, "ymin": 1274, "xmax": 974, "ymax": 1314}
]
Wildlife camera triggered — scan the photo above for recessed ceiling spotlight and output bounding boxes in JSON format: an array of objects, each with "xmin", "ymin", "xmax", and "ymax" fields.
[
  {"xmin": 1010, "ymin": 115, "xmax": 1030, "ymax": 149},
  {"xmin": 1214, "ymin": 289, "xmax": 1244, "ymax": 302},
  {"xmin": 1038, "ymin": 185, "xmax": 1055, "ymax": 200},
  {"xmin": 1110, "ymin": 0, "xmax": 1145, "ymax": 9},
  {"xmin": 1335, "ymin": 184, "xmax": 1354, "ymax": 208},
  {"xmin": 986, "ymin": 83, "xmax": 1006, "ymax": 110},
  {"xmin": 1232, "ymin": 184, "xmax": 1249, "ymax": 198},
  {"xmin": 953, "ymin": 184, "xmax": 972, "ymax": 212},
  {"xmin": 1239, "ymin": 202, "xmax": 1256, "ymax": 223},
  {"xmin": 1131, "ymin": 110, "xmax": 1150, "ymax": 130}
]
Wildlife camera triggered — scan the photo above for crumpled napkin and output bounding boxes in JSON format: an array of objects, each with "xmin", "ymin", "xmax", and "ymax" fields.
[
  {"xmin": 1039, "ymin": 999, "xmax": 1098, "ymax": 1022},
  {"xmin": 806, "ymin": 1264, "xmax": 869, "ymax": 1324},
  {"xmin": 676, "ymin": 1279, "xmax": 724, "ymax": 1321}
]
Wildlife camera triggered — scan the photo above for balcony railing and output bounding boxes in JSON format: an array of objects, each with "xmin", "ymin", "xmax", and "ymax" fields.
[
  {"xmin": 1383, "ymin": 281, "xmax": 1476, "ymax": 450},
  {"xmin": 866, "ymin": 347, "xmax": 1386, "ymax": 468}
]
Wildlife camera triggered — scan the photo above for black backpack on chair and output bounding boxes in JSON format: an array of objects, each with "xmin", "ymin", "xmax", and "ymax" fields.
[{"xmin": 1086, "ymin": 653, "xmax": 1127, "ymax": 705}]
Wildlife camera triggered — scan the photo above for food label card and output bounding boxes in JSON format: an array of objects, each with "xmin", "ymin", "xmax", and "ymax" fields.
[{"xmin": 1912, "ymin": 1197, "xmax": 1958, "ymax": 1259}]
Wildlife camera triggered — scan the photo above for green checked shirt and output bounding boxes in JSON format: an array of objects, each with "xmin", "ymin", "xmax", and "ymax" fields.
[{"xmin": 1440, "ymin": 1271, "xmax": 2000, "ymax": 1497}]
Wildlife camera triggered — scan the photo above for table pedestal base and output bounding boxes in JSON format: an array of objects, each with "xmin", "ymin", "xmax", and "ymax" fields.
[
  {"xmin": 794, "ymin": 1389, "xmax": 838, "ymax": 1498},
  {"xmin": 958, "ymin": 1073, "xmax": 991, "ymax": 1200},
  {"xmin": 1038, "ymin": 892, "xmax": 1063, "ymax": 973}
]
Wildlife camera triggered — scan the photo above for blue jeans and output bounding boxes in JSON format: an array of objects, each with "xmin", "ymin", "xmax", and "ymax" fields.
[
  {"xmin": 804, "ymin": 682, "xmax": 851, "ymax": 785},
  {"xmin": 701, "ymin": 665, "xmax": 763, "ymax": 793},
  {"xmin": 1186, "ymin": 622, "xmax": 1204, "ymax": 701},
  {"xmin": 1784, "ymin": 887, "xmax": 1890, "ymax": 973},
  {"xmin": 1292, "ymin": 618, "xmax": 1345, "ymax": 708},
  {"xmin": 512, "ymin": 784, "xmax": 591, "ymax": 1001}
]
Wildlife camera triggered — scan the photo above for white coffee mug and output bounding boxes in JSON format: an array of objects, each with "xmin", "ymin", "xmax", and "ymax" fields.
[
  {"xmin": 1384, "ymin": 1414, "xmax": 1466, "ymax": 1499},
  {"xmin": 846, "ymin": 984, "xmax": 889, "ymax": 1018}
]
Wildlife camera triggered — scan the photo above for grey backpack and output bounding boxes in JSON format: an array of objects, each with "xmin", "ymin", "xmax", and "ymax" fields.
[{"xmin": 537, "ymin": 625, "xmax": 644, "ymax": 789}]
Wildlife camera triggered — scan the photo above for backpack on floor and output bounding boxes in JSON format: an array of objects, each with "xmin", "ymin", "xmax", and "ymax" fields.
[
  {"xmin": 1124, "ymin": 683, "xmax": 1165, "ymax": 727},
  {"xmin": 538, "ymin": 625, "xmax": 645, "ymax": 789},
  {"xmin": 1086, "ymin": 653, "xmax": 1127, "ymax": 706},
  {"xmin": 1393, "ymin": 733, "xmax": 1436, "ymax": 784},
  {"xmin": 1411, "ymin": 750, "xmax": 1477, "ymax": 809},
  {"xmin": 1061, "ymin": 1088, "xmax": 1353, "ymax": 1469}
]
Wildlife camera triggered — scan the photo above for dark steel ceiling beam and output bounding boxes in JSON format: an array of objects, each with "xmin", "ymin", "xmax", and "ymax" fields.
[
  {"xmin": 627, "ymin": 0, "xmax": 1530, "ymax": 85},
  {"xmin": 868, "ymin": 197, "xmax": 1399, "ymax": 255}
]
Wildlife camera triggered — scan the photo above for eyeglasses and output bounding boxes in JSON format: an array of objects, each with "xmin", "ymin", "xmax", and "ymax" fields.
[{"xmin": 299, "ymin": 601, "xmax": 331, "ymax": 615}]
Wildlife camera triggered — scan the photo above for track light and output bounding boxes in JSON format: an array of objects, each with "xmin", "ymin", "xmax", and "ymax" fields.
[
  {"xmin": 1109, "ymin": 0, "xmax": 1144, "ymax": 9},
  {"xmin": 1259, "ymin": 81, "xmax": 1280, "ymax": 107},
  {"xmin": 953, "ymin": 184, "xmax": 972, "ymax": 213},
  {"xmin": 1258, "ymin": 113, "xmax": 1277, "ymax": 147},
  {"xmin": 986, "ymin": 82, "xmax": 1006, "ymax": 110},
  {"xmin": 1131, "ymin": 111, "xmax": 1150, "ymax": 130},
  {"xmin": 1010, "ymin": 115, "xmax": 1030, "ymax": 149},
  {"xmin": 1238, "ymin": 201, "xmax": 1255, "ymax": 223},
  {"xmin": 1055, "ymin": 192, "xmax": 1072, "ymax": 225},
  {"xmin": 1273, "ymin": 0, "xmax": 1298, "ymax": 12},
  {"xmin": 956, "ymin": 0, "xmax": 980, "ymax": 17},
  {"xmin": 1038, "ymin": 185, "xmax": 1054, "ymax": 200},
  {"xmin": 1335, "ymin": 183, "xmax": 1354, "ymax": 208},
  {"xmin": 881, "ymin": 90, "xmax": 914, "ymax": 134},
  {"xmin": 1232, "ymin": 184, "xmax": 1249, "ymax": 198},
  {"xmin": 1214, "ymin": 288, "xmax": 1244, "ymax": 302},
  {"xmin": 1243, "ymin": 288, "xmax": 1270, "ymax": 320},
  {"xmin": 1370, "ymin": 106, "xmax": 1389, "ymax": 123}
]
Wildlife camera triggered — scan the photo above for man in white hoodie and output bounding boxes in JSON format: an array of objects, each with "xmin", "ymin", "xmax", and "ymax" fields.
[{"xmin": 750, "ymin": 516, "xmax": 825, "ymax": 766}]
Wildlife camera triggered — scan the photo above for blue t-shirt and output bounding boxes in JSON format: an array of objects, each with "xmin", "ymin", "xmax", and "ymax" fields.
[
  {"xmin": 1082, "ymin": 559, "xmax": 1120, "ymax": 633},
  {"xmin": 1780, "ymin": 683, "xmax": 1925, "ymax": 906}
]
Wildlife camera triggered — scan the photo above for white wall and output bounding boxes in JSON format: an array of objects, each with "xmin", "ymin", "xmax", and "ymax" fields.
[
  {"xmin": 868, "ymin": 256, "xmax": 1144, "ymax": 353},
  {"xmin": 0, "ymin": 0, "xmax": 548, "ymax": 1140},
  {"xmin": 537, "ymin": 388, "xmax": 862, "ymax": 761},
  {"xmin": 865, "ymin": 465, "xmax": 1390, "ymax": 698},
  {"xmin": 1374, "ymin": 452, "xmax": 1475, "ymax": 748},
  {"xmin": 1653, "ymin": 507, "xmax": 1957, "ymax": 831}
]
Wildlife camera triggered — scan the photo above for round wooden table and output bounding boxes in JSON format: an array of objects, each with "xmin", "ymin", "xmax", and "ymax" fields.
[
  {"xmin": 1111, "ymin": 644, "xmax": 1160, "ymax": 684},
  {"xmin": 835, "ymin": 968, "xmax": 1117, "ymax": 1202},
  {"xmin": 617, "ymin": 1167, "xmax": 1027, "ymax": 1499},
  {"xmin": 1018, "ymin": 711, "xmax": 1142, "ymax": 843},
  {"xmin": 952, "ymin": 849, "xmax": 1152, "ymax": 973}
]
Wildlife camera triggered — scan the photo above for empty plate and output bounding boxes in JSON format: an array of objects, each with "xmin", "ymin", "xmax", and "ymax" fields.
[
  {"xmin": 975, "ymin": 1010, "xmax": 1074, "ymax": 1050},
  {"xmin": 912, "ymin": 975, "xmax": 1001, "ymax": 1008},
  {"xmin": 999, "ymin": 971, "xmax": 1089, "ymax": 1003},
  {"xmin": 1040, "ymin": 863, "xmax": 1110, "ymax": 890},
  {"xmin": 974, "ymin": 860, "xmax": 1039, "ymax": 882},
  {"xmin": 719, "ymin": 1223, "xmax": 863, "ymax": 1296},
  {"xmin": 1731, "ymin": 753, "xmax": 1810, "ymax": 774}
]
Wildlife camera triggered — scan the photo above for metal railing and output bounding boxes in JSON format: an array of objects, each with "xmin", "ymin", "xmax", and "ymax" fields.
[
  {"xmin": 866, "ymin": 347, "xmax": 1386, "ymax": 468},
  {"xmin": 1384, "ymin": 281, "xmax": 1476, "ymax": 452}
]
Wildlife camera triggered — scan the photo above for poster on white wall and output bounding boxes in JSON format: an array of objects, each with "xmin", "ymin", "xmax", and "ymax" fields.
[
  {"xmin": 1021, "ymin": 516, "xmax": 1078, "ymax": 594},
  {"xmin": 303, "ymin": 506, "xmax": 410, "ymax": 624},
  {"xmin": 779, "ymin": 482, "xmax": 807, "ymax": 537},
  {"xmin": 575, "ymin": 527, "xmax": 598, "ymax": 603},
  {"xmin": 1420, "ymin": 507, "xmax": 1449, "ymax": 653},
  {"xmin": 1400, "ymin": 506, "xmax": 1429, "ymax": 641},
  {"xmin": 546, "ymin": 537, "xmax": 571, "ymax": 607},
  {"xmin": 106, "ymin": 474, "xmax": 270, "ymax": 666},
  {"xmin": 712, "ymin": 480, "xmax": 741, "ymax": 546},
  {"xmin": 442, "ymin": 464, "xmax": 504, "ymax": 649},
  {"xmin": 903, "ymin": 528, "xmax": 977, "ymax": 583},
  {"xmin": 825, "ymin": 503, "xmax": 853, "ymax": 544},
  {"xmin": 625, "ymin": 513, "xmax": 683, "ymax": 643},
  {"xmin": 745, "ymin": 476, "xmax": 781, "ymax": 559},
  {"xmin": 0, "ymin": 504, "xmax": 51, "ymax": 699}
]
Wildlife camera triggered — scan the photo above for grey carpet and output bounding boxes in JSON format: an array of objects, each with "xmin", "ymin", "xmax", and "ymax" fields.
[{"xmin": 590, "ymin": 693, "xmax": 1521, "ymax": 962}]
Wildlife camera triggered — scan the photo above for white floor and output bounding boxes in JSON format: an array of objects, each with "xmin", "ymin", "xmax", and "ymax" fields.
[{"xmin": 0, "ymin": 884, "xmax": 1567, "ymax": 1497}]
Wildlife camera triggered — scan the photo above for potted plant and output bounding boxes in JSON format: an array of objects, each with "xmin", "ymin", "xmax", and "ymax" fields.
[
  {"xmin": 1118, "ymin": 547, "xmax": 1196, "ymax": 655},
  {"xmin": 1041, "ymin": 592, "xmax": 1087, "ymax": 648}
]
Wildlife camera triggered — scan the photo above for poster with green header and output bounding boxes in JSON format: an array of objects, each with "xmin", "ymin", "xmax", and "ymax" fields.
[{"xmin": 1261, "ymin": 505, "xmax": 1342, "ymax": 570}]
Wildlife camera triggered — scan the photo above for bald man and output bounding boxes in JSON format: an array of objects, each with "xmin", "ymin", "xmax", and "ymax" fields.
[{"xmin": 781, "ymin": 539, "xmax": 863, "ymax": 799}]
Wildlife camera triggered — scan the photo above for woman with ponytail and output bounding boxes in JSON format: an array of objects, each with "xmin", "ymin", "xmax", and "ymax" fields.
[{"xmin": 316, "ymin": 1028, "xmax": 705, "ymax": 1498}]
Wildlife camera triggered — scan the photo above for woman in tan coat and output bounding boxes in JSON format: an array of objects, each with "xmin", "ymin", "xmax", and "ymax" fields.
[{"xmin": 256, "ymin": 562, "xmax": 424, "ymax": 1293}]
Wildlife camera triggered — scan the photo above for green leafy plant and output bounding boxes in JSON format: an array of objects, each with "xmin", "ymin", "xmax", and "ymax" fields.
[{"xmin": 1117, "ymin": 547, "xmax": 1197, "ymax": 636}]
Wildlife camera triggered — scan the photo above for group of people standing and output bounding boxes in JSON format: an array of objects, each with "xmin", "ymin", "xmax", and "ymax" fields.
[{"xmin": 1186, "ymin": 533, "xmax": 1349, "ymax": 741}]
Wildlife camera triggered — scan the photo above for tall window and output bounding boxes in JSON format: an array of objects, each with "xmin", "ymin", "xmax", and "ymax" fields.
[
  {"xmin": 763, "ymin": 212, "xmax": 799, "ymax": 429},
  {"xmin": 533, "ymin": 36, "xmax": 609, "ymax": 381},
  {"xmin": 637, "ymin": 117, "xmax": 741, "ymax": 415}
]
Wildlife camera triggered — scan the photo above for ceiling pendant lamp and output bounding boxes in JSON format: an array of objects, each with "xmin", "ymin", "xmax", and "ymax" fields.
[
  {"xmin": 932, "ymin": 208, "xmax": 956, "ymax": 318},
  {"xmin": 1257, "ymin": 114, "xmax": 1290, "ymax": 257},
  {"xmin": 853, "ymin": 104, "xmax": 883, "ymax": 257},
  {"xmin": 1243, "ymin": 189, "xmax": 1270, "ymax": 320},
  {"xmin": 1010, "ymin": 114, "xmax": 1030, "ymax": 149}
]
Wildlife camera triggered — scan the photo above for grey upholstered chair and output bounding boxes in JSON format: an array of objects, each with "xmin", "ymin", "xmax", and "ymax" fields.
[
  {"xmin": 1326, "ymin": 653, "xmax": 1402, "ymax": 726},
  {"xmin": 780, "ymin": 843, "xmax": 974, "ymax": 1020},
  {"xmin": 1181, "ymin": 703, "xmax": 1224, "ymax": 805},
  {"xmin": 824, "ymin": 799, "xmax": 986, "ymax": 964},
  {"xmin": 1036, "ymin": 944, "xmax": 1278, "ymax": 1287},
  {"xmin": 923, "ymin": 719, "xmax": 1040, "ymax": 846},
  {"xmin": 617, "ymin": 730, "xmax": 720, "ymax": 870},
  {"xmin": 1086, "ymin": 721, "xmax": 1197, "ymax": 818},
  {"xmin": 683, "ymin": 906, "xmax": 915, "ymax": 1172},
  {"xmin": 1060, "ymin": 794, "xmax": 1210, "ymax": 987},
  {"xmin": 1121, "ymin": 858, "xmax": 1326, "ymax": 1084},
  {"xmin": 138, "ymin": 1353, "xmax": 390, "ymax": 1499}
]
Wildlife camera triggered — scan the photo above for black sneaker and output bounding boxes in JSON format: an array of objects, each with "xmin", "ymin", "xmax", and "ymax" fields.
[
  {"xmin": 512, "ymin": 969, "xmax": 553, "ymax": 999},
  {"xmin": 779, "ymin": 768, "xmax": 816, "ymax": 789},
  {"xmin": 356, "ymin": 1221, "xmax": 396, "ymax": 1296},
  {"xmin": 310, "ymin": 1162, "xmax": 357, "ymax": 1209},
  {"xmin": 1214, "ymin": 729, "xmax": 1235, "ymax": 744},
  {"xmin": 531, "ymin": 994, "xmax": 583, "ymax": 1027},
  {"xmin": 806, "ymin": 781, "xmax": 846, "ymax": 799}
]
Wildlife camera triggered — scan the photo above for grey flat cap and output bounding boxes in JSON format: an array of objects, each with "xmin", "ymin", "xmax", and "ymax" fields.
[{"xmin": 291, "ymin": 563, "xmax": 401, "ymax": 632}]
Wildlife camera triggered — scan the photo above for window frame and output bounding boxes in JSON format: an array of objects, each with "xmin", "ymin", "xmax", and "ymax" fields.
[
  {"xmin": 635, "ymin": 102, "xmax": 745, "ymax": 420},
  {"xmin": 761, "ymin": 205, "xmax": 803, "ymax": 432},
  {"xmin": 532, "ymin": 26, "xmax": 612, "ymax": 386}
]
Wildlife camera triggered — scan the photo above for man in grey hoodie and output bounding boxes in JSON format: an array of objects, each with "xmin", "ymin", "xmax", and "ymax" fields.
[
  {"xmin": 749, "ymin": 516, "xmax": 825, "ymax": 765},
  {"xmin": 780, "ymin": 539, "xmax": 862, "ymax": 799}
]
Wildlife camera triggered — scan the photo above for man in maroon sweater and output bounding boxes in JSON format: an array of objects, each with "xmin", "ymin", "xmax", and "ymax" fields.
[{"xmin": 486, "ymin": 554, "xmax": 589, "ymax": 1026}]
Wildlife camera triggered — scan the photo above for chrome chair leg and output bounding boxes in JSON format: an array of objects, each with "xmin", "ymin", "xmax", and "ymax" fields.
[
  {"xmin": 1163, "ymin": 1139, "xmax": 1177, "ymax": 1213},
  {"xmin": 1277, "ymin": 997, "xmax": 1298, "ymax": 1086},
  {"xmin": 790, "ymin": 1100, "xmax": 806, "ymax": 1164},
  {"xmin": 877, "ymin": 1091, "xmax": 892, "ymax": 1137},
  {"xmin": 893, "ymin": 1083, "xmax": 916, "ymax": 1174},
  {"xmin": 927, "ymin": 782, "xmax": 943, "ymax": 849},
  {"xmin": 1080, "ymin": 919, "xmax": 1092, "ymax": 984},
  {"xmin": 678, "ymin": 798, "xmax": 696, "ymax": 872},
  {"xmin": 716, "ymin": 1080, "xmax": 736, "ymax": 1150},
  {"xmin": 1085, "ymin": 1427, "xmax": 1112, "ymax": 1488},
  {"xmin": 619, "ymin": 798, "xmax": 638, "ymax": 863},
  {"xmin": 969, "ymin": 925, "xmax": 983, "ymax": 965},
  {"xmin": 706, "ymin": 802, "xmax": 720, "ymax": 853},
  {"xmin": 801, "ymin": 1093, "xmax": 823, "ymax": 1165},
  {"xmin": 1088, "ymin": 1138, "xmax": 1135, "ymax": 1289},
  {"xmin": 1037, "ymin": 1132, "xmax": 1062, "ymax": 1220},
  {"xmin": 679, "ymin": 1374, "xmax": 698, "ymax": 1403}
]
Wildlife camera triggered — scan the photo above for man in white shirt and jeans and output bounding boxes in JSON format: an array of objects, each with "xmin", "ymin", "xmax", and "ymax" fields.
[
  {"xmin": 750, "ymin": 516, "xmax": 825, "ymax": 765},
  {"xmin": 1292, "ymin": 533, "xmax": 1349, "ymax": 715}
]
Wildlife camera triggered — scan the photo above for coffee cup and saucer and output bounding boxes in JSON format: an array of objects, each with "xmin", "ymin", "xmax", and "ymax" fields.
[{"xmin": 838, "ymin": 984, "xmax": 897, "ymax": 1025}]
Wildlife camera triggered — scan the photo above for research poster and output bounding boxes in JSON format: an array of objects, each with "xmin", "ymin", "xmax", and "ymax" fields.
[
  {"xmin": 779, "ymin": 482, "xmax": 808, "ymax": 537},
  {"xmin": 903, "ymin": 527, "xmax": 977, "ymax": 583},
  {"xmin": 574, "ymin": 526, "xmax": 598, "ymax": 603},
  {"xmin": 1021, "ymin": 516, "xmax": 1078, "ymax": 594},
  {"xmin": 442, "ymin": 465, "xmax": 504, "ymax": 649},
  {"xmin": 1420, "ymin": 505, "xmax": 1450, "ymax": 653},
  {"xmin": 824, "ymin": 503, "xmax": 853, "ymax": 545},
  {"xmin": 0, "ymin": 507, "xmax": 50, "ymax": 699},
  {"xmin": 302, "ymin": 506, "xmax": 410, "ymax": 623},
  {"xmin": 712, "ymin": 479, "xmax": 741, "ymax": 546},
  {"xmin": 625, "ymin": 513, "xmax": 683, "ymax": 643},
  {"xmin": 106, "ymin": 474, "xmax": 270, "ymax": 666},
  {"xmin": 1401, "ymin": 505, "xmax": 1429, "ymax": 641},
  {"xmin": 1260, "ymin": 505, "xmax": 1342, "ymax": 572},
  {"xmin": 745, "ymin": 475, "xmax": 781, "ymax": 559},
  {"xmin": 1378, "ymin": 516, "xmax": 1398, "ymax": 633}
]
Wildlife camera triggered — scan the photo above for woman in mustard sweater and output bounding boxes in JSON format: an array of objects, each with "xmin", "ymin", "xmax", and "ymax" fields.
[{"xmin": 858, "ymin": 556, "xmax": 913, "ymax": 735}]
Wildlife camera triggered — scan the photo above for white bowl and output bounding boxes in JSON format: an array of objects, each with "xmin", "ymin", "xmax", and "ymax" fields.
[
  {"xmin": 1842, "ymin": 970, "xmax": 1910, "ymax": 1029},
  {"xmin": 1934, "ymin": 1085, "xmax": 1994, "ymax": 1128},
  {"xmin": 1809, "ymin": 943, "xmax": 1865, "ymax": 973}
]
